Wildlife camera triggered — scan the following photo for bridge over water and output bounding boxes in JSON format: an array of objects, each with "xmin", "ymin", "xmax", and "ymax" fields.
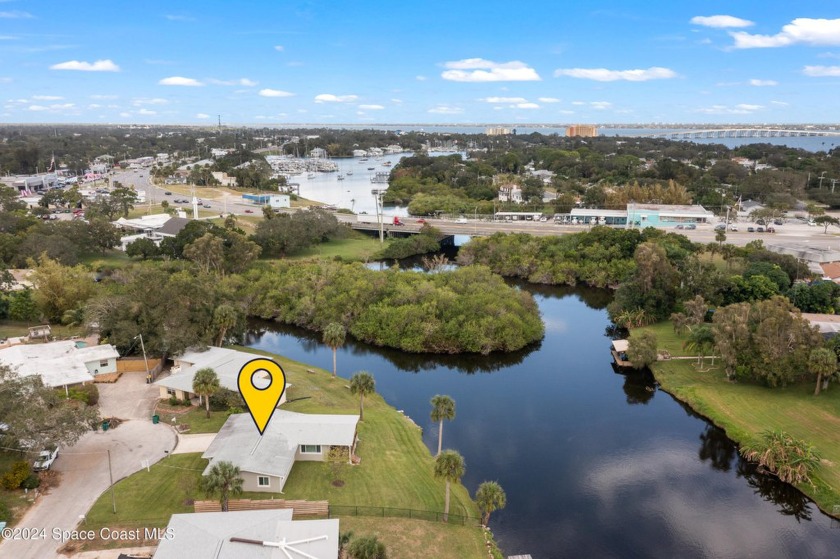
[{"xmin": 636, "ymin": 129, "xmax": 840, "ymax": 140}]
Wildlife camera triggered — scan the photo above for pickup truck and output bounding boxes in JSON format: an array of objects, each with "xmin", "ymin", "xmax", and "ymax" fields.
[{"xmin": 33, "ymin": 445, "xmax": 59, "ymax": 471}]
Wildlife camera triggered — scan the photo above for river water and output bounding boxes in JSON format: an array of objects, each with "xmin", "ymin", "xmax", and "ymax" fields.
[{"xmin": 245, "ymin": 283, "xmax": 840, "ymax": 558}]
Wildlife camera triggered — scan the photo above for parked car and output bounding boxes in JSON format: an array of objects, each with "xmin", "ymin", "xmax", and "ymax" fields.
[
  {"xmin": 756, "ymin": 219, "xmax": 766, "ymax": 225},
  {"xmin": 675, "ymin": 224, "xmax": 685, "ymax": 229},
  {"xmin": 757, "ymin": 226, "xmax": 765, "ymax": 233},
  {"xmin": 455, "ymin": 217, "xmax": 468, "ymax": 223},
  {"xmin": 729, "ymin": 224, "xmax": 738, "ymax": 231},
  {"xmin": 164, "ymin": 191, "xmax": 172, "ymax": 195},
  {"xmin": 714, "ymin": 224, "xmax": 726, "ymax": 231},
  {"xmin": 747, "ymin": 226, "xmax": 756, "ymax": 232},
  {"xmin": 773, "ymin": 219, "xmax": 784, "ymax": 225},
  {"xmin": 416, "ymin": 218, "xmax": 427, "ymax": 224},
  {"xmin": 244, "ymin": 209, "xmax": 254, "ymax": 214},
  {"xmin": 767, "ymin": 226, "xmax": 776, "ymax": 233},
  {"xmin": 685, "ymin": 223, "xmax": 697, "ymax": 230},
  {"xmin": 202, "ymin": 204, "xmax": 212, "ymax": 208},
  {"xmin": 33, "ymin": 445, "xmax": 59, "ymax": 471}
]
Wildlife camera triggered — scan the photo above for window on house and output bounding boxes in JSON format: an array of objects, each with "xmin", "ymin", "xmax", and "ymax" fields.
[
  {"xmin": 300, "ymin": 445, "xmax": 321, "ymax": 454},
  {"xmin": 100, "ymin": 360, "xmax": 109, "ymax": 367},
  {"xmin": 258, "ymin": 476, "xmax": 270, "ymax": 487}
]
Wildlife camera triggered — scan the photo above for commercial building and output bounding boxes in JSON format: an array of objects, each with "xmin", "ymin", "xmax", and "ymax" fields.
[
  {"xmin": 486, "ymin": 126, "xmax": 513, "ymax": 136},
  {"xmin": 566, "ymin": 125, "xmax": 599, "ymax": 138},
  {"xmin": 242, "ymin": 193, "xmax": 291, "ymax": 208},
  {"xmin": 552, "ymin": 203, "xmax": 714, "ymax": 228}
]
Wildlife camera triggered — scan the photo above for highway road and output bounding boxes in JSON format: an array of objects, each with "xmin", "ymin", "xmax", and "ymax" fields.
[{"xmin": 110, "ymin": 168, "xmax": 840, "ymax": 251}]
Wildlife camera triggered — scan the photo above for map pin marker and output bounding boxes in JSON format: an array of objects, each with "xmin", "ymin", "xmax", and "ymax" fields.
[{"xmin": 237, "ymin": 358, "xmax": 287, "ymax": 435}]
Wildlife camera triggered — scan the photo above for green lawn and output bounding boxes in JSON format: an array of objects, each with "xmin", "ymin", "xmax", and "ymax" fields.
[
  {"xmin": 650, "ymin": 340, "xmax": 840, "ymax": 514},
  {"xmin": 154, "ymin": 407, "xmax": 229, "ymax": 434},
  {"xmin": 84, "ymin": 346, "xmax": 480, "ymax": 541},
  {"xmin": 78, "ymin": 251, "xmax": 131, "ymax": 269},
  {"xmin": 633, "ymin": 321, "xmax": 697, "ymax": 357},
  {"xmin": 285, "ymin": 233, "xmax": 387, "ymax": 262},
  {"xmin": 0, "ymin": 321, "xmax": 85, "ymax": 340}
]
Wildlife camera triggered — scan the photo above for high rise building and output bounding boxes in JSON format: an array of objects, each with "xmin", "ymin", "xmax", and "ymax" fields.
[{"xmin": 565, "ymin": 125, "xmax": 599, "ymax": 137}]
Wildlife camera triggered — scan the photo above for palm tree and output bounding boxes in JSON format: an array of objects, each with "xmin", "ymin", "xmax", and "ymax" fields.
[
  {"xmin": 323, "ymin": 322, "xmax": 346, "ymax": 378},
  {"xmin": 192, "ymin": 367, "xmax": 220, "ymax": 418},
  {"xmin": 430, "ymin": 395, "xmax": 456, "ymax": 457},
  {"xmin": 475, "ymin": 481, "xmax": 507, "ymax": 527},
  {"xmin": 200, "ymin": 461, "xmax": 244, "ymax": 511},
  {"xmin": 212, "ymin": 304, "xmax": 240, "ymax": 347},
  {"xmin": 434, "ymin": 450, "xmax": 465, "ymax": 522},
  {"xmin": 684, "ymin": 326, "xmax": 715, "ymax": 370},
  {"xmin": 809, "ymin": 347, "xmax": 837, "ymax": 396},
  {"xmin": 349, "ymin": 371, "xmax": 375, "ymax": 421},
  {"xmin": 740, "ymin": 430, "xmax": 821, "ymax": 486}
]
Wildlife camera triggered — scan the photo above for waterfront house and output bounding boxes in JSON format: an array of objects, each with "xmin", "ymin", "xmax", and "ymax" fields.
[
  {"xmin": 0, "ymin": 340, "xmax": 119, "ymax": 389},
  {"xmin": 202, "ymin": 411, "xmax": 359, "ymax": 492}
]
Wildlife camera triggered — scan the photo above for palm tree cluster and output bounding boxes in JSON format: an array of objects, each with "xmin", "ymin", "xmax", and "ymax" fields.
[{"xmin": 740, "ymin": 430, "xmax": 821, "ymax": 486}]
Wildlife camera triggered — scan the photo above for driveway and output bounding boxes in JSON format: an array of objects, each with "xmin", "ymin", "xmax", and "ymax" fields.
[
  {"xmin": 172, "ymin": 433, "xmax": 215, "ymax": 455},
  {"xmin": 0, "ymin": 374, "xmax": 176, "ymax": 559}
]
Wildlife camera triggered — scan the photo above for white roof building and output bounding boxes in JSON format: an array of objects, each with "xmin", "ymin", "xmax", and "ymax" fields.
[
  {"xmin": 203, "ymin": 411, "xmax": 359, "ymax": 492},
  {"xmin": 0, "ymin": 341, "xmax": 119, "ymax": 387},
  {"xmin": 153, "ymin": 510, "xmax": 339, "ymax": 559}
]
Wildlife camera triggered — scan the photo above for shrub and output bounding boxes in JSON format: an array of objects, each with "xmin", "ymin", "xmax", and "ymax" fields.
[
  {"xmin": 1, "ymin": 461, "xmax": 31, "ymax": 490},
  {"xmin": 209, "ymin": 388, "xmax": 245, "ymax": 412},
  {"xmin": 20, "ymin": 474, "xmax": 40, "ymax": 490},
  {"xmin": 168, "ymin": 396, "xmax": 179, "ymax": 406},
  {"xmin": 68, "ymin": 384, "xmax": 99, "ymax": 406},
  {"xmin": 0, "ymin": 499, "xmax": 10, "ymax": 522}
]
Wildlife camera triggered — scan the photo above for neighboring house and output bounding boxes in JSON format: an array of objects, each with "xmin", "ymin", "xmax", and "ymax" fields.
[
  {"xmin": 0, "ymin": 341, "xmax": 119, "ymax": 389},
  {"xmin": 498, "ymin": 185, "xmax": 523, "ymax": 203},
  {"xmin": 211, "ymin": 171, "xmax": 237, "ymax": 187},
  {"xmin": 155, "ymin": 347, "xmax": 289, "ymax": 405},
  {"xmin": 203, "ymin": 411, "xmax": 359, "ymax": 493},
  {"xmin": 157, "ymin": 216, "xmax": 191, "ymax": 238},
  {"xmin": 821, "ymin": 262, "xmax": 840, "ymax": 283},
  {"xmin": 737, "ymin": 200, "xmax": 764, "ymax": 219},
  {"xmin": 801, "ymin": 313, "xmax": 840, "ymax": 336},
  {"xmin": 153, "ymin": 509, "xmax": 339, "ymax": 559}
]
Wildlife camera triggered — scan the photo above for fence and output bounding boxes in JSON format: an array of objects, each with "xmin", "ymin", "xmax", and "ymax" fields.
[
  {"xmin": 327, "ymin": 504, "xmax": 482, "ymax": 526},
  {"xmin": 117, "ymin": 357, "xmax": 161, "ymax": 373},
  {"xmin": 194, "ymin": 499, "xmax": 328, "ymax": 517}
]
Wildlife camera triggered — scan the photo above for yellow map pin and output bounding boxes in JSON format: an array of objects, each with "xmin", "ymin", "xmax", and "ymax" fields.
[{"xmin": 237, "ymin": 358, "xmax": 287, "ymax": 435}]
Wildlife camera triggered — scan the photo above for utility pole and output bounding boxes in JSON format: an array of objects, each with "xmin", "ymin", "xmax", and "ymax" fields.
[
  {"xmin": 819, "ymin": 171, "xmax": 827, "ymax": 190},
  {"xmin": 832, "ymin": 178, "xmax": 838, "ymax": 194},
  {"xmin": 372, "ymin": 189, "xmax": 385, "ymax": 243},
  {"xmin": 135, "ymin": 334, "xmax": 150, "ymax": 383},
  {"xmin": 108, "ymin": 449, "xmax": 116, "ymax": 514}
]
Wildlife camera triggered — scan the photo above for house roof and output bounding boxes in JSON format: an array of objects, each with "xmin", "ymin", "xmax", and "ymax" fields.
[
  {"xmin": 152, "ymin": 510, "xmax": 339, "ymax": 559},
  {"xmin": 801, "ymin": 313, "xmax": 840, "ymax": 334},
  {"xmin": 112, "ymin": 214, "xmax": 172, "ymax": 231},
  {"xmin": 0, "ymin": 341, "xmax": 119, "ymax": 387},
  {"xmin": 157, "ymin": 216, "xmax": 191, "ymax": 237},
  {"xmin": 627, "ymin": 203, "xmax": 713, "ymax": 216},
  {"xmin": 821, "ymin": 262, "xmax": 840, "ymax": 280},
  {"xmin": 155, "ymin": 347, "xmax": 282, "ymax": 395},
  {"xmin": 202, "ymin": 411, "xmax": 359, "ymax": 480}
]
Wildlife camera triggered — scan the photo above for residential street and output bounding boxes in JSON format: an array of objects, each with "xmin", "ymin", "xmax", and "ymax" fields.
[{"xmin": 0, "ymin": 374, "xmax": 176, "ymax": 559}]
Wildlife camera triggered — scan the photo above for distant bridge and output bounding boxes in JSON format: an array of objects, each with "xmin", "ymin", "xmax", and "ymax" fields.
[{"xmin": 637, "ymin": 129, "xmax": 840, "ymax": 140}]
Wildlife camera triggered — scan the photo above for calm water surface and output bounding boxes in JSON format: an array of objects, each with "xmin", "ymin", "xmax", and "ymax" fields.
[{"xmin": 245, "ymin": 284, "xmax": 840, "ymax": 558}]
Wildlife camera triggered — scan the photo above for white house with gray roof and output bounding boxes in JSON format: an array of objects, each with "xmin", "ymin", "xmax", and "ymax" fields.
[
  {"xmin": 203, "ymin": 411, "xmax": 359, "ymax": 493},
  {"xmin": 153, "ymin": 509, "xmax": 339, "ymax": 559},
  {"xmin": 0, "ymin": 341, "xmax": 119, "ymax": 389},
  {"xmin": 155, "ymin": 347, "xmax": 288, "ymax": 406}
]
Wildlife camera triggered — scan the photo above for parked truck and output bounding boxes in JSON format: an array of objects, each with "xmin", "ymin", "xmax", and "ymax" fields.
[
  {"xmin": 33, "ymin": 444, "xmax": 59, "ymax": 471},
  {"xmin": 356, "ymin": 214, "xmax": 405, "ymax": 226}
]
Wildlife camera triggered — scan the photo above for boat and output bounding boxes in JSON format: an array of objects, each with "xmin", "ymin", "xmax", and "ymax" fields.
[
  {"xmin": 360, "ymin": 158, "xmax": 368, "ymax": 162},
  {"xmin": 611, "ymin": 339, "xmax": 632, "ymax": 367},
  {"xmin": 367, "ymin": 167, "xmax": 375, "ymax": 171},
  {"xmin": 307, "ymin": 173, "xmax": 316, "ymax": 179},
  {"xmin": 346, "ymin": 170, "xmax": 353, "ymax": 175},
  {"xmin": 383, "ymin": 161, "xmax": 392, "ymax": 167},
  {"xmin": 337, "ymin": 174, "xmax": 345, "ymax": 180}
]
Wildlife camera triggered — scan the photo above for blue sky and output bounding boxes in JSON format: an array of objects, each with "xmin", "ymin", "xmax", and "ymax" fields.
[{"xmin": 2, "ymin": 1, "xmax": 840, "ymax": 124}]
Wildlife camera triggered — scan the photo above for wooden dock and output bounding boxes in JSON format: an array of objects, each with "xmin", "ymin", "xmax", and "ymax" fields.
[{"xmin": 611, "ymin": 339, "xmax": 633, "ymax": 367}]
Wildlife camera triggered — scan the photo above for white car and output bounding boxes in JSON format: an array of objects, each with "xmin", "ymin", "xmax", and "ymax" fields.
[
  {"xmin": 455, "ymin": 217, "xmax": 468, "ymax": 223},
  {"xmin": 729, "ymin": 224, "xmax": 738, "ymax": 231}
]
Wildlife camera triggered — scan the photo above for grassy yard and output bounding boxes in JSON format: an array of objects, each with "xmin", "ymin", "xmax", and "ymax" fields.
[
  {"xmin": 641, "ymin": 321, "xmax": 840, "ymax": 514},
  {"xmin": 81, "ymin": 346, "xmax": 484, "ymax": 555},
  {"xmin": 340, "ymin": 517, "xmax": 496, "ymax": 559},
  {"xmin": 0, "ymin": 320, "xmax": 85, "ymax": 340},
  {"xmin": 78, "ymin": 251, "xmax": 131, "ymax": 269},
  {"xmin": 632, "ymin": 321, "xmax": 697, "ymax": 357},
  {"xmin": 154, "ymin": 406, "xmax": 229, "ymax": 434},
  {"xmin": 286, "ymin": 233, "xmax": 386, "ymax": 262}
]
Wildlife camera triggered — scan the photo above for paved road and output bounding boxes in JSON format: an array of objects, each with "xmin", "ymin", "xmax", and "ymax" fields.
[{"xmin": 0, "ymin": 374, "xmax": 176, "ymax": 559}]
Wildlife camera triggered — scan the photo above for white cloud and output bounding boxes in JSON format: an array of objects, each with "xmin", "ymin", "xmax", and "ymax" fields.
[
  {"xmin": 196, "ymin": 113, "xmax": 210, "ymax": 119},
  {"xmin": 513, "ymin": 102, "xmax": 540, "ymax": 109},
  {"xmin": 32, "ymin": 95, "xmax": 63, "ymax": 101},
  {"xmin": 591, "ymin": 101, "xmax": 613, "ymax": 110},
  {"xmin": 119, "ymin": 112, "xmax": 131, "ymax": 117},
  {"xmin": 730, "ymin": 18, "xmax": 840, "ymax": 49},
  {"xmin": 314, "ymin": 94, "xmax": 358, "ymax": 103},
  {"xmin": 391, "ymin": 98, "xmax": 403, "ymax": 104},
  {"xmin": 0, "ymin": 11, "xmax": 33, "ymax": 19},
  {"xmin": 90, "ymin": 94, "xmax": 118, "ymax": 100},
  {"xmin": 27, "ymin": 105, "xmax": 48, "ymax": 111},
  {"xmin": 770, "ymin": 100, "xmax": 790, "ymax": 106},
  {"xmin": 358, "ymin": 104, "xmax": 384, "ymax": 110},
  {"xmin": 480, "ymin": 96, "xmax": 527, "ymax": 103},
  {"xmin": 259, "ymin": 88, "xmax": 294, "ymax": 97},
  {"xmin": 554, "ymin": 66, "xmax": 676, "ymax": 81},
  {"xmin": 207, "ymin": 77, "xmax": 258, "ymax": 86},
  {"xmin": 27, "ymin": 103, "xmax": 74, "ymax": 112},
  {"xmin": 88, "ymin": 104, "xmax": 101, "ymax": 109},
  {"xmin": 690, "ymin": 15, "xmax": 754, "ymax": 28},
  {"xmin": 274, "ymin": 45, "xmax": 284, "ymax": 51},
  {"xmin": 0, "ymin": 77, "xmax": 11, "ymax": 84},
  {"xmin": 803, "ymin": 65, "xmax": 840, "ymax": 77},
  {"xmin": 132, "ymin": 97, "xmax": 168, "ymax": 106},
  {"xmin": 538, "ymin": 97, "xmax": 561, "ymax": 103},
  {"xmin": 571, "ymin": 101, "xmax": 586, "ymax": 106},
  {"xmin": 441, "ymin": 58, "xmax": 541, "ymax": 82},
  {"xmin": 137, "ymin": 108, "xmax": 156, "ymax": 115},
  {"xmin": 696, "ymin": 103, "xmax": 763, "ymax": 114},
  {"xmin": 416, "ymin": 75, "xmax": 427, "ymax": 81},
  {"xmin": 749, "ymin": 79, "xmax": 778, "ymax": 86},
  {"xmin": 428, "ymin": 105, "xmax": 463, "ymax": 114},
  {"xmin": 50, "ymin": 59, "xmax": 120, "ymax": 72},
  {"xmin": 159, "ymin": 76, "xmax": 204, "ymax": 86},
  {"xmin": 818, "ymin": 52, "xmax": 840, "ymax": 59},
  {"xmin": 164, "ymin": 14, "xmax": 195, "ymax": 22},
  {"xmin": 557, "ymin": 109, "xmax": 575, "ymax": 115}
]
